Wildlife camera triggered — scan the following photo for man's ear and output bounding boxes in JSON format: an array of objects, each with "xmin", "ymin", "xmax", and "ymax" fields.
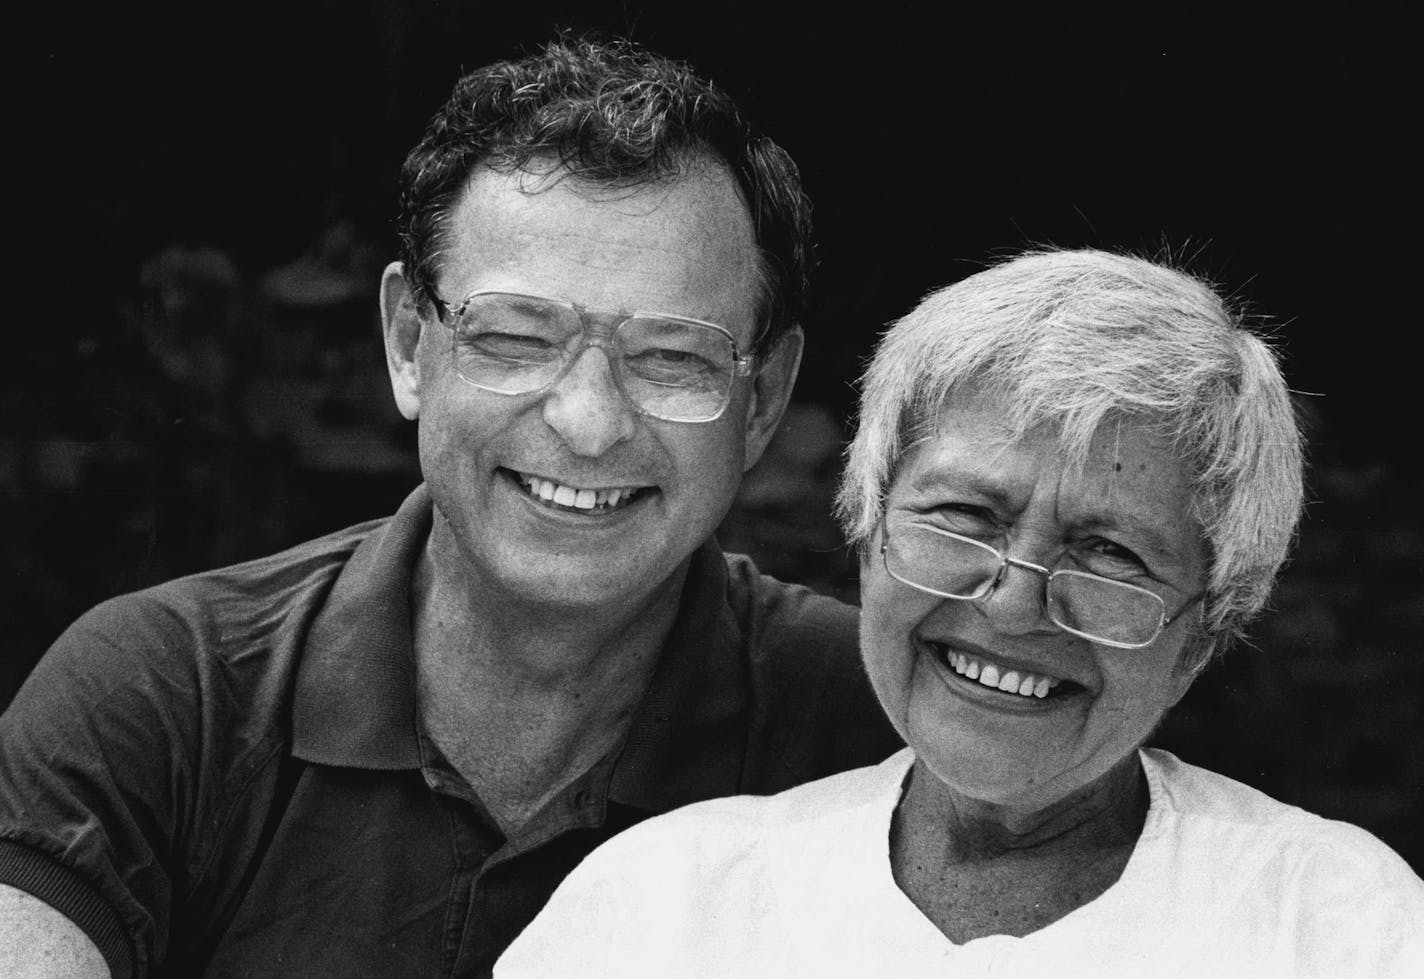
[
  {"xmin": 741, "ymin": 325, "xmax": 804, "ymax": 472},
  {"xmin": 381, "ymin": 261, "xmax": 425, "ymax": 421}
]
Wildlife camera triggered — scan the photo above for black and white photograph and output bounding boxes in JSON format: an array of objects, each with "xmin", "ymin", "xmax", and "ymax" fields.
[{"xmin": 4, "ymin": 4, "xmax": 1420, "ymax": 976}]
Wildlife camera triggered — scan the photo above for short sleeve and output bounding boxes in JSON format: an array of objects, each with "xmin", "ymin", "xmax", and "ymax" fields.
[{"xmin": 0, "ymin": 596, "xmax": 204, "ymax": 977}]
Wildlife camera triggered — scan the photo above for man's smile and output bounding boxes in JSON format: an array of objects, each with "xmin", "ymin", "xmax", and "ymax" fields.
[{"xmin": 512, "ymin": 469, "xmax": 653, "ymax": 514}]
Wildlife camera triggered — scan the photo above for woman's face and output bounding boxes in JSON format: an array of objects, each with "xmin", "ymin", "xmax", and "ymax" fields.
[{"xmin": 860, "ymin": 387, "xmax": 1208, "ymax": 814}]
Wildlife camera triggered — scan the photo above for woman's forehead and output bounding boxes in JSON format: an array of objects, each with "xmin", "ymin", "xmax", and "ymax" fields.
[
  {"xmin": 897, "ymin": 409, "xmax": 1183, "ymax": 501},
  {"xmin": 901, "ymin": 388, "xmax": 1181, "ymax": 484},
  {"xmin": 891, "ymin": 394, "xmax": 1205, "ymax": 565}
]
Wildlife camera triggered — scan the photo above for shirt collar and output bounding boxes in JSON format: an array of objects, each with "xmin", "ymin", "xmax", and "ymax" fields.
[
  {"xmin": 291, "ymin": 485, "xmax": 431, "ymax": 768},
  {"xmin": 291, "ymin": 485, "xmax": 754, "ymax": 809}
]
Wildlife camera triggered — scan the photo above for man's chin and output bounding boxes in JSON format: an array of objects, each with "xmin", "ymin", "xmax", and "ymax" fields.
[{"xmin": 487, "ymin": 551, "xmax": 685, "ymax": 614}]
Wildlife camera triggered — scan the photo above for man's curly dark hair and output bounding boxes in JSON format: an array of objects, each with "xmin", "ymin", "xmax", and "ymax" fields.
[{"xmin": 396, "ymin": 36, "xmax": 813, "ymax": 358}]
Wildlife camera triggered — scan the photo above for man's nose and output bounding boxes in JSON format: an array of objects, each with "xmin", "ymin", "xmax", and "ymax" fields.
[{"xmin": 540, "ymin": 346, "xmax": 638, "ymax": 456}]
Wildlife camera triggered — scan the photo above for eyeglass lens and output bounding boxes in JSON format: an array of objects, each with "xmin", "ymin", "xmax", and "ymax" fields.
[
  {"xmin": 450, "ymin": 293, "xmax": 739, "ymax": 422},
  {"xmin": 886, "ymin": 522, "xmax": 1165, "ymax": 647}
]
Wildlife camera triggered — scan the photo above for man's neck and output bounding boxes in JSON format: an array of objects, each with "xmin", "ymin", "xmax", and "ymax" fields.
[{"xmin": 409, "ymin": 529, "xmax": 688, "ymax": 833}]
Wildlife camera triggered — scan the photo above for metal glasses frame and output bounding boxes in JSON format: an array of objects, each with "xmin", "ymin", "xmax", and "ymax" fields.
[
  {"xmin": 879, "ymin": 517, "xmax": 1204, "ymax": 650},
  {"xmin": 431, "ymin": 289, "xmax": 754, "ymax": 423}
]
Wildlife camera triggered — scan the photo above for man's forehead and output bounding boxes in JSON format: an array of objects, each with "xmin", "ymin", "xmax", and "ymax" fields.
[
  {"xmin": 436, "ymin": 159, "xmax": 759, "ymax": 326},
  {"xmin": 503, "ymin": 154, "xmax": 742, "ymax": 203},
  {"xmin": 455, "ymin": 156, "xmax": 752, "ymax": 236}
]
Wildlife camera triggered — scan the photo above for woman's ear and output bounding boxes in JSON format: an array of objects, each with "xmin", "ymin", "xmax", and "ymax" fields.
[{"xmin": 381, "ymin": 262, "xmax": 425, "ymax": 421}]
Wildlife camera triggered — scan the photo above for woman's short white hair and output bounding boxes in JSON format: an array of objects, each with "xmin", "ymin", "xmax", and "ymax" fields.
[{"xmin": 835, "ymin": 249, "xmax": 1304, "ymax": 671}]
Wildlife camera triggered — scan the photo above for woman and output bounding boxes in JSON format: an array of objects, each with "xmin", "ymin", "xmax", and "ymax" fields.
[{"xmin": 497, "ymin": 250, "xmax": 1424, "ymax": 977}]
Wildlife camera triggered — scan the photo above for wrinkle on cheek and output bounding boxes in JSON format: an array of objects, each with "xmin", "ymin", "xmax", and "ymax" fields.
[
  {"xmin": 901, "ymin": 647, "xmax": 925, "ymax": 691},
  {"xmin": 1093, "ymin": 695, "xmax": 1171, "ymax": 754},
  {"xmin": 862, "ymin": 624, "xmax": 914, "ymax": 725}
]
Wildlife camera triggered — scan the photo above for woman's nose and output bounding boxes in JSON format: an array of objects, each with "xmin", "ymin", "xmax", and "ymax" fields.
[{"xmin": 974, "ymin": 561, "xmax": 1056, "ymax": 636}]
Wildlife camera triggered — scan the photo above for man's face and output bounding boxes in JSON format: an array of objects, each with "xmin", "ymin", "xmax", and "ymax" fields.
[{"xmin": 385, "ymin": 162, "xmax": 794, "ymax": 614}]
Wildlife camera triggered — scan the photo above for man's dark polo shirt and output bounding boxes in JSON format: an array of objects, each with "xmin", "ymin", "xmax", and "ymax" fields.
[{"xmin": 0, "ymin": 486, "xmax": 900, "ymax": 978}]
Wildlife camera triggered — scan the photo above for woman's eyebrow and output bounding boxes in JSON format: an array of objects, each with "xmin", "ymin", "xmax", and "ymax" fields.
[
  {"xmin": 1071, "ymin": 512, "xmax": 1185, "ymax": 563},
  {"xmin": 903, "ymin": 463, "xmax": 1016, "ymax": 509}
]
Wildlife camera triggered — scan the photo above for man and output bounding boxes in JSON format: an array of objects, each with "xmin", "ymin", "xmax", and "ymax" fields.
[{"xmin": 0, "ymin": 38, "xmax": 900, "ymax": 977}]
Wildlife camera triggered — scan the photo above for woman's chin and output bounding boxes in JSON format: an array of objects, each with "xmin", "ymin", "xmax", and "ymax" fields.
[{"xmin": 909, "ymin": 737, "xmax": 1068, "ymax": 811}]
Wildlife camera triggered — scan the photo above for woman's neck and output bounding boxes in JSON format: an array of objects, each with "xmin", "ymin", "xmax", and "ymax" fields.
[
  {"xmin": 890, "ymin": 753, "xmax": 1149, "ymax": 942},
  {"xmin": 898, "ymin": 753, "xmax": 1149, "ymax": 860}
]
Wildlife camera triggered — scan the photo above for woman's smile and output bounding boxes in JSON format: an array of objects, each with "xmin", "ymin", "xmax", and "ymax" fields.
[{"xmin": 919, "ymin": 637, "xmax": 1084, "ymax": 707}]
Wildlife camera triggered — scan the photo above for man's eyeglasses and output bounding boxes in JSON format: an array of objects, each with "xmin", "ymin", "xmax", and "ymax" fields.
[
  {"xmin": 880, "ymin": 517, "xmax": 1203, "ymax": 649},
  {"xmin": 430, "ymin": 290, "xmax": 754, "ymax": 423}
]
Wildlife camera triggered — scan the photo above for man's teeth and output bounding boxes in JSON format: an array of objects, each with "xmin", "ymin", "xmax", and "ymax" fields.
[
  {"xmin": 947, "ymin": 651, "xmax": 1060, "ymax": 699},
  {"xmin": 519, "ymin": 474, "xmax": 637, "ymax": 511}
]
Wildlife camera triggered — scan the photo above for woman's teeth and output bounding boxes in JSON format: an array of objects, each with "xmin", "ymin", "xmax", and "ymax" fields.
[
  {"xmin": 945, "ymin": 650, "xmax": 1060, "ymax": 699},
  {"xmin": 518, "ymin": 473, "xmax": 640, "ymax": 512}
]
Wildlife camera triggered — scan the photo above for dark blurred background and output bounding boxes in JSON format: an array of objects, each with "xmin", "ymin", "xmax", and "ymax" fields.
[{"xmin": 8, "ymin": 5, "xmax": 1419, "ymax": 869}]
